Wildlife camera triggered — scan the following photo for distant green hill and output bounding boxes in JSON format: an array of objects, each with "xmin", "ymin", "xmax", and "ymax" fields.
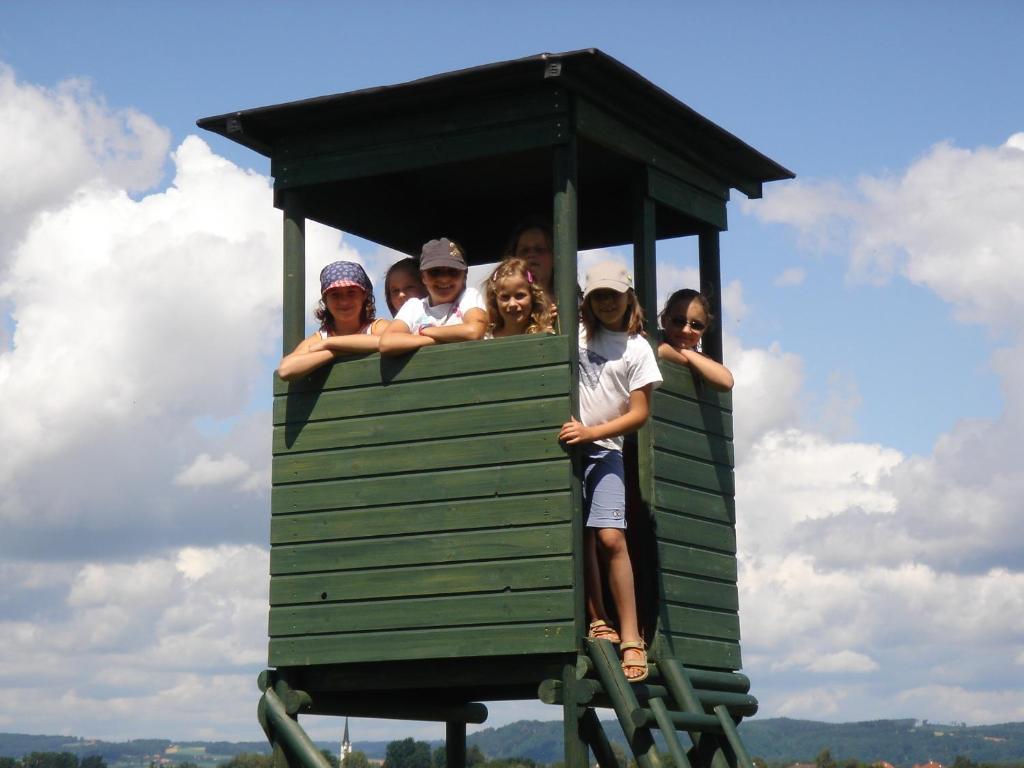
[
  {"xmin": 463, "ymin": 718, "xmax": 1024, "ymax": 767},
  {"xmin": 5, "ymin": 719, "xmax": 1024, "ymax": 768}
]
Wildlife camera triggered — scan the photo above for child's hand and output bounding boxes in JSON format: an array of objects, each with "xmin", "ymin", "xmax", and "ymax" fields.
[{"xmin": 559, "ymin": 417, "xmax": 595, "ymax": 445}]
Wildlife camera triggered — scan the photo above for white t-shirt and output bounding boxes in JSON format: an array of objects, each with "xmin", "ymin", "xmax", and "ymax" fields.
[
  {"xmin": 578, "ymin": 326, "xmax": 663, "ymax": 451},
  {"xmin": 395, "ymin": 287, "xmax": 486, "ymax": 334}
]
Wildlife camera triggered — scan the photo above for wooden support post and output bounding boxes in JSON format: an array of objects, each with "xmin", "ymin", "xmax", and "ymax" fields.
[
  {"xmin": 589, "ymin": 639, "xmax": 661, "ymax": 768},
  {"xmin": 282, "ymin": 189, "xmax": 306, "ymax": 356},
  {"xmin": 630, "ymin": 176, "xmax": 659, "ymax": 644},
  {"xmin": 580, "ymin": 708, "xmax": 620, "ymax": 768},
  {"xmin": 632, "ymin": 179, "xmax": 658, "ymax": 335},
  {"xmin": 446, "ymin": 721, "xmax": 466, "ymax": 768},
  {"xmin": 260, "ymin": 688, "xmax": 332, "ymax": 768},
  {"xmin": 648, "ymin": 697, "xmax": 694, "ymax": 768},
  {"xmin": 553, "ymin": 138, "xmax": 586, "ymax": 639},
  {"xmin": 698, "ymin": 229, "xmax": 723, "ymax": 364},
  {"xmin": 714, "ymin": 705, "xmax": 754, "ymax": 768},
  {"xmin": 658, "ymin": 657, "xmax": 717, "ymax": 763},
  {"xmin": 553, "ymin": 138, "xmax": 579, "ymax": 342},
  {"xmin": 561, "ymin": 662, "xmax": 589, "ymax": 768},
  {"xmin": 257, "ymin": 692, "xmax": 292, "ymax": 768}
]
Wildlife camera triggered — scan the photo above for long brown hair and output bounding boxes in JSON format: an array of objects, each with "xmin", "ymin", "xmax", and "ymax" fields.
[{"xmin": 581, "ymin": 288, "xmax": 646, "ymax": 340}]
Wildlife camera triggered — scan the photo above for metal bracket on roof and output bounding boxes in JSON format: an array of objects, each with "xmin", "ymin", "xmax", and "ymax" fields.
[
  {"xmin": 226, "ymin": 116, "xmax": 243, "ymax": 134},
  {"xmin": 544, "ymin": 61, "xmax": 563, "ymax": 78}
]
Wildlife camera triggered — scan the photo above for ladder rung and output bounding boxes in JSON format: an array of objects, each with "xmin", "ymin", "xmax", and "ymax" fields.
[
  {"xmin": 640, "ymin": 708, "xmax": 724, "ymax": 733},
  {"xmin": 692, "ymin": 688, "xmax": 758, "ymax": 716}
]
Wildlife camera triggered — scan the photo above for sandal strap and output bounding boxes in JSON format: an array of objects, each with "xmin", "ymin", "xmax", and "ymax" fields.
[{"xmin": 588, "ymin": 619, "xmax": 620, "ymax": 640}]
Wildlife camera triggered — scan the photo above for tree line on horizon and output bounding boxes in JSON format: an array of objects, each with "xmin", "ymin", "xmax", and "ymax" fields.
[{"xmin": 4, "ymin": 742, "xmax": 1023, "ymax": 768}]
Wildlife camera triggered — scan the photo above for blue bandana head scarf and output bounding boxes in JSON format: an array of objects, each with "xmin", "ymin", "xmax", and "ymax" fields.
[{"xmin": 319, "ymin": 261, "xmax": 373, "ymax": 296}]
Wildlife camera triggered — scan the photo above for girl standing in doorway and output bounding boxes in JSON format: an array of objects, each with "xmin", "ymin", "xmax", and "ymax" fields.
[{"xmin": 559, "ymin": 261, "xmax": 662, "ymax": 682}]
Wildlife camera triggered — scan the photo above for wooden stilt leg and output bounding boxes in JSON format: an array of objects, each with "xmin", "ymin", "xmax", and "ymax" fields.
[
  {"xmin": 562, "ymin": 663, "xmax": 589, "ymax": 768},
  {"xmin": 446, "ymin": 721, "xmax": 466, "ymax": 768}
]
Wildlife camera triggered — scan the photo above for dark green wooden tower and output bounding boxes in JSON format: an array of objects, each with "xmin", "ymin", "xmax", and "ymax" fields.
[{"xmin": 199, "ymin": 49, "xmax": 792, "ymax": 768}]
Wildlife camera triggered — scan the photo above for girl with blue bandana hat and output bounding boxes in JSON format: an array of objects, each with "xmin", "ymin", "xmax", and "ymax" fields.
[{"xmin": 276, "ymin": 261, "xmax": 390, "ymax": 380}]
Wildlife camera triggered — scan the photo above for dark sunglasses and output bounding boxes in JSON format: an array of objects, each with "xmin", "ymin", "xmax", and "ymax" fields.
[
  {"xmin": 423, "ymin": 267, "xmax": 462, "ymax": 278},
  {"xmin": 668, "ymin": 316, "xmax": 706, "ymax": 332}
]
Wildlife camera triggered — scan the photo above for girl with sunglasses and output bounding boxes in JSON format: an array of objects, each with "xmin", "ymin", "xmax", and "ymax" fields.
[{"xmin": 657, "ymin": 289, "xmax": 734, "ymax": 391}]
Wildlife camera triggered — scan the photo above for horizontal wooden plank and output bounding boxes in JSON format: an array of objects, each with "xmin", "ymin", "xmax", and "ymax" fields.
[
  {"xmin": 273, "ymin": 460, "xmax": 570, "ymax": 514},
  {"xmin": 658, "ymin": 541, "xmax": 737, "ymax": 582},
  {"xmin": 271, "ymin": 524, "xmax": 572, "ymax": 575},
  {"xmin": 274, "ymin": 430, "xmax": 564, "ymax": 485},
  {"xmin": 574, "ymin": 98, "xmax": 729, "ymax": 202},
  {"xmin": 275, "ymin": 89, "xmax": 567, "ymax": 161},
  {"xmin": 654, "ymin": 482, "xmax": 734, "ymax": 524},
  {"xmin": 662, "ymin": 634, "xmax": 741, "ymax": 671},
  {"xmin": 270, "ymin": 556, "xmax": 574, "ymax": 606},
  {"xmin": 653, "ymin": 420, "xmax": 733, "ymax": 467},
  {"xmin": 268, "ymin": 621, "xmax": 577, "ymax": 667},
  {"xmin": 661, "ymin": 571, "xmax": 738, "ymax": 612},
  {"xmin": 661, "ymin": 603, "xmax": 740, "ymax": 641},
  {"xmin": 272, "ymin": 493, "xmax": 571, "ymax": 544},
  {"xmin": 647, "ymin": 166, "xmax": 726, "ymax": 231},
  {"xmin": 274, "ymin": 397, "xmax": 567, "ymax": 454},
  {"xmin": 270, "ymin": 590, "xmax": 574, "ymax": 636},
  {"xmin": 275, "ymin": 366, "xmax": 568, "ymax": 426},
  {"xmin": 652, "ymin": 391, "xmax": 732, "ymax": 439},
  {"xmin": 275, "ymin": 118, "xmax": 568, "ymax": 188},
  {"xmin": 658, "ymin": 360, "xmax": 733, "ymax": 410},
  {"xmin": 654, "ymin": 450, "xmax": 735, "ymax": 496},
  {"xmin": 654, "ymin": 511, "xmax": 736, "ymax": 554},
  {"xmin": 276, "ymin": 333, "xmax": 569, "ymax": 395}
]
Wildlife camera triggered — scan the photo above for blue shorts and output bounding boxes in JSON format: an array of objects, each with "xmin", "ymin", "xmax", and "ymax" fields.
[{"xmin": 583, "ymin": 447, "xmax": 626, "ymax": 530}]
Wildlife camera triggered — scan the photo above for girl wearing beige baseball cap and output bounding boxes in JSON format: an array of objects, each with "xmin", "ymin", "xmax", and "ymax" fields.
[{"xmin": 558, "ymin": 261, "xmax": 663, "ymax": 683}]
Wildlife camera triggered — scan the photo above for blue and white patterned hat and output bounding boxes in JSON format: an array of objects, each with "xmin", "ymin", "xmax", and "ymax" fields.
[{"xmin": 319, "ymin": 261, "xmax": 373, "ymax": 296}]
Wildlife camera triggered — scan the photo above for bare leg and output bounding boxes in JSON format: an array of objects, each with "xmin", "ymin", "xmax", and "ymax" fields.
[
  {"xmin": 596, "ymin": 527, "xmax": 645, "ymax": 680},
  {"xmin": 584, "ymin": 528, "xmax": 608, "ymax": 623}
]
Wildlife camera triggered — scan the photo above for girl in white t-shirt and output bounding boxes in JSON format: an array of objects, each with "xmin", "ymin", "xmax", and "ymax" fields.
[
  {"xmin": 484, "ymin": 257, "xmax": 553, "ymax": 338},
  {"xmin": 558, "ymin": 261, "xmax": 662, "ymax": 683},
  {"xmin": 379, "ymin": 238, "xmax": 487, "ymax": 356},
  {"xmin": 277, "ymin": 261, "xmax": 390, "ymax": 381}
]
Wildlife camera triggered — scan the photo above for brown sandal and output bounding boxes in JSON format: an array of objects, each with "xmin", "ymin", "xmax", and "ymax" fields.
[
  {"xmin": 620, "ymin": 640, "xmax": 649, "ymax": 683},
  {"xmin": 587, "ymin": 619, "xmax": 621, "ymax": 643}
]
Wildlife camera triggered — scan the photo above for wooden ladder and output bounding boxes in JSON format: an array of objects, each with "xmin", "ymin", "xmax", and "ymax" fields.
[{"xmin": 540, "ymin": 638, "xmax": 758, "ymax": 768}]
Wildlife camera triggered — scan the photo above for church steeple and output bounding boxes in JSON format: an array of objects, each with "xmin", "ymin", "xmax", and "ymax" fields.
[{"xmin": 340, "ymin": 717, "xmax": 352, "ymax": 766}]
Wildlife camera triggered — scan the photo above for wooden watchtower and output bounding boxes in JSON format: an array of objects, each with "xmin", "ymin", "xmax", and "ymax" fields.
[{"xmin": 198, "ymin": 49, "xmax": 792, "ymax": 768}]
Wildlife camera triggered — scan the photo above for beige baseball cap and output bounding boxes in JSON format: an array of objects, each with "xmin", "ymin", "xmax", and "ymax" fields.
[{"xmin": 583, "ymin": 261, "xmax": 632, "ymax": 297}]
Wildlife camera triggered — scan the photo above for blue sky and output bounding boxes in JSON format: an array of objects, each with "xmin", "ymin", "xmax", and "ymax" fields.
[{"xmin": 1, "ymin": 0, "xmax": 1022, "ymax": 746}]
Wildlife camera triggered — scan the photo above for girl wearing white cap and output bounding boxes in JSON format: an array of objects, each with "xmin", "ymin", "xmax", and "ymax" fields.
[
  {"xmin": 558, "ymin": 261, "xmax": 662, "ymax": 682},
  {"xmin": 276, "ymin": 261, "xmax": 389, "ymax": 381}
]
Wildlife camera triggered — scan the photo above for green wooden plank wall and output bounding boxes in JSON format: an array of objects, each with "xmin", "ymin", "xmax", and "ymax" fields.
[
  {"xmin": 652, "ymin": 362, "xmax": 741, "ymax": 671},
  {"xmin": 269, "ymin": 335, "xmax": 577, "ymax": 668}
]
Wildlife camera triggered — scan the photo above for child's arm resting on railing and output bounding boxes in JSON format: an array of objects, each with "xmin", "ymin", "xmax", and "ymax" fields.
[
  {"xmin": 559, "ymin": 384, "xmax": 654, "ymax": 445},
  {"xmin": 658, "ymin": 343, "xmax": 734, "ymax": 392},
  {"xmin": 277, "ymin": 320, "xmax": 388, "ymax": 381},
  {"xmin": 418, "ymin": 308, "xmax": 487, "ymax": 343},
  {"xmin": 379, "ymin": 319, "xmax": 437, "ymax": 356}
]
